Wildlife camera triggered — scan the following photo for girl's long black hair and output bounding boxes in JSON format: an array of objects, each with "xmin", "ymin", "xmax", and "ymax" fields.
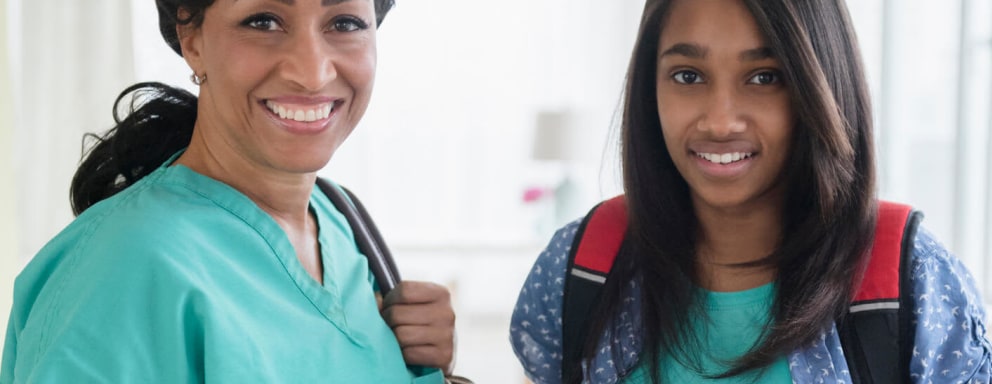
[{"xmin": 579, "ymin": 0, "xmax": 877, "ymax": 382}]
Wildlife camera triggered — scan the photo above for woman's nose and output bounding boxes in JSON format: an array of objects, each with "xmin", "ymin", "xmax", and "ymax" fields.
[{"xmin": 281, "ymin": 31, "xmax": 337, "ymax": 91}]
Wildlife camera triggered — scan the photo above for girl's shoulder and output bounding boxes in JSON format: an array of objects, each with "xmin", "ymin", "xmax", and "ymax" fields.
[{"xmin": 907, "ymin": 226, "xmax": 992, "ymax": 381}]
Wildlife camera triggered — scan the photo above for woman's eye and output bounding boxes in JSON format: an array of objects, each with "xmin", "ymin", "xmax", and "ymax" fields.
[
  {"xmin": 672, "ymin": 70, "xmax": 703, "ymax": 84},
  {"xmin": 748, "ymin": 71, "xmax": 781, "ymax": 85},
  {"xmin": 331, "ymin": 16, "xmax": 369, "ymax": 32},
  {"xmin": 241, "ymin": 13, "xmax": 281, "ymax": 31}
]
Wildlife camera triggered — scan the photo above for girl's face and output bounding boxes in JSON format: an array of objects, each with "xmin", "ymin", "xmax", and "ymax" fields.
[
  {"xmin": 180, "ymin": 0, "xmax": 377, "ymax": 175},
  {"xmin": 656, "ymin": 0, "xmax": 794, "ymax": 215}
]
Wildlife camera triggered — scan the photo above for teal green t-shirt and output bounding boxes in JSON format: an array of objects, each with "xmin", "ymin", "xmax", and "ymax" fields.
[
  {"xmin": 1, "ymin": 160, "xmax": 443, "ymax": 383},
  {"xmin": 622, "ymin": 283, "xmax": 791, "ymax": 383}
]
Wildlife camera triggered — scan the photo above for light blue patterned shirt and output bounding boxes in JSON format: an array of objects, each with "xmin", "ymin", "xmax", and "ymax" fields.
[{"xmin": 510, "ymin": 221, "xmax": 992, "ymax": 383}]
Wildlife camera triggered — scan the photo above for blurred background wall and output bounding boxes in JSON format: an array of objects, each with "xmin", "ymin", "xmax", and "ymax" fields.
[{"xmin": 0, "ymin": 0, "xmax": 17, "ymax": 352}]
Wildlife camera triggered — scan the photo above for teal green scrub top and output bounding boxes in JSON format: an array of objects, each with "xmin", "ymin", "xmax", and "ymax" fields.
[
  {"xmin": 1, "ymin": 159, "xmax": 444, "ymax": 383},
  {"xmin": 623, "ymin": 283, "xmax": 791, "ymax": 383}
]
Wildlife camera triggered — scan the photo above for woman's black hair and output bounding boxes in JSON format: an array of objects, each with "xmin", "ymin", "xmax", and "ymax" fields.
[
  {"xmin": 579, "ymin": 0, "xmax": 876, "ymax": 382},
  {"xmin": 70, "ymin": 0, "xmax": 395, "ymax": 215},
  {"xmin": 71, "ymin": 83, "xmax": 197, "ymax": 215},
  {"xmin": 157, "ymin": 0, "xmax": 397, "ymax": 56}
]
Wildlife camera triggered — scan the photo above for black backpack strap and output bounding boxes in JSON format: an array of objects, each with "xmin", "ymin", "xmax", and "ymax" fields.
[
  {"xmin": 561, "ymin": 196, "xmax": 628, "ymax": 384},
  {"xmin": 839, "ymin": 201, "xmax": 922, "ymax": 384},
  {"xmin": 315, "ymin": 177, "xmax": 401, "ymax": 294}
]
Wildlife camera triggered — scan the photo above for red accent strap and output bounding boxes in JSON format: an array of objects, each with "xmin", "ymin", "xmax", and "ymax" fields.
[
  {"xmin": 573, "ymin": 195, "xmax": 628, "ymax": 274},
  {"xmin": 852, "ymin": 201, "xmax": 913, "ymax": 302},
  {"xmin": 574, "ymin": 197, "xmax": 911, "ymax": 301}
]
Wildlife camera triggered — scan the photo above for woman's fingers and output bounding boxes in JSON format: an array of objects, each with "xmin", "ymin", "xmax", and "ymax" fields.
[
  {"xmin": 400, "ymin": 344, "xmax": 453, "ymax": 369},
  {"xmin": 379, "ymin": 281, "xmax": 456, "ymax": 372}
]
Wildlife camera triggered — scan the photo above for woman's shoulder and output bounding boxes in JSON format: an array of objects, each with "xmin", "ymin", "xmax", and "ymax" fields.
[{"xmin": 21, "ymin": 167, "xmax": 259, "ymax": 292}]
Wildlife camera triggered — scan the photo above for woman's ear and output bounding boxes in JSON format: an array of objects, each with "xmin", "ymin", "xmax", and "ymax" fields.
[{"xmin": 176, "ymin": 9, "xmax": 205, "ymax": 75}]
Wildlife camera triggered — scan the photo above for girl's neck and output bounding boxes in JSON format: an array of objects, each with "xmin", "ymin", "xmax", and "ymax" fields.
[{"xmin": 692, "ymin": 198, "xmax": 784, "ymax": 292}]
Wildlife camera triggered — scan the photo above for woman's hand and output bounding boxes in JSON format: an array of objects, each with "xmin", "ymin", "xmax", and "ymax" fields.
[{"xmin": 379, "ymin": 281, "xmax": 456, "ymax": 374}]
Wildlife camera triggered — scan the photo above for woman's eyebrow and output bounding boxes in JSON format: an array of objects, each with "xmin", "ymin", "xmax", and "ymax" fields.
[{"xmin": 266, "ymin": 0, "xmax": 353, "ymax": 5}]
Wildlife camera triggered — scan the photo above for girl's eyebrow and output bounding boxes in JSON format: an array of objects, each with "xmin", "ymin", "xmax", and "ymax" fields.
[
  {"xmin": 660, "ymin": 43, "xmax": 707, "ymax": 59},
  {"xmin": 739, "ymin": 47, "xmax": 775, "ymax": 61},
  {"xmin": 659, "ymin": 43, "xmax": 775, "ymax": 62}
]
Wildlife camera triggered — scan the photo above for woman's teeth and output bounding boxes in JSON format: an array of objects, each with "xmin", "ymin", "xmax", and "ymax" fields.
[
  {"xmin": 265, "ymin": 101, "xmax": 334, "ymax": 122},
  {"xmin": 696, "ymin": 152, "xmax": 753, "ymax": 164}
]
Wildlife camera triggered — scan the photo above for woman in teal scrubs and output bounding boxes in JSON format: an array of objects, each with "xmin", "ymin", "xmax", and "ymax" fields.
[{"xmin": 1, "ymin": 1, "xmax": 459, "ymax": 383}]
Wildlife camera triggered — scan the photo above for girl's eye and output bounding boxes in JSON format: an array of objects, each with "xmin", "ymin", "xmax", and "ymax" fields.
[
  {"xmin": 748, "ymin": 71, "xmax": 781, "ymax": 85},
  {"xmin": 331, "ymin": 16, "xmax": 369, "ymax": 32},
  {"xmin": 241, "ymin": 13, "xmax": 282, "ymax": 31},
  {"xmin": 672, "ymin": 70, "xmax": 703, "ymax": 85}
]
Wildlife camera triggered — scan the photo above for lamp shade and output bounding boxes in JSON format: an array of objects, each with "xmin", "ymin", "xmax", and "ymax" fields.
[{"xmin": 532, "ymin": 109, "xmax": 573, "ymax": 161}]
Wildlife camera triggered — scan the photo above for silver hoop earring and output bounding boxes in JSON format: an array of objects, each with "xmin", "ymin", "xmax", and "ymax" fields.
[{"xmin": 190, "ymin": 73, "xmax": 207, "ymax": 86}]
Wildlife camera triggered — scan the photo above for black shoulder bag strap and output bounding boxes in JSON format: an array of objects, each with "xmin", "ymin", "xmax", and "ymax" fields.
[
  {"xmin": 839, "ymin": 201, "xmax": 923, "ymax": 384},
  {"xmin": 562, "ymin": 196, "xmax": 628, "ymax": 384},
  {"xmin": 315, "ymin": 177, "xmax": 401, "ymax": 294},
  {"xmin": 316, "ymin": 178, "xmax": 475, "ymax": 384}
]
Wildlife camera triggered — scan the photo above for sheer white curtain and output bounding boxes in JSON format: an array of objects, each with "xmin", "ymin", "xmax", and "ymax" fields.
[
  {"xmin": 860, "ymin": 0, "xmax": 992, "ymax": 298},
  {"xmin": 12, "ymin": 0, "xmax": 135, "ymax": 261},
  {"xmin": 1, "ymin": 0, "xmax": 17, "ymax": 351}
]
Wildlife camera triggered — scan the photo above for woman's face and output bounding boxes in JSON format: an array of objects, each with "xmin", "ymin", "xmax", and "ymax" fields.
[
  {"xmin": 655, "ymin": 0, "xmax": 793, "ymax": 214},
  {"xmin": 181, "ymin": 0, "xmax": 377, "ymax": 174}
]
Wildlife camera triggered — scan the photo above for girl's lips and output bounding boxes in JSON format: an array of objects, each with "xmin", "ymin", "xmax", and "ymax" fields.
[
  {"xmin": 691, "ymin": 150, "xmax": 757, "ymax": 179},
  {"xmin": 694, "ymin": 151, "xmax": 754, "ymax": 164}
]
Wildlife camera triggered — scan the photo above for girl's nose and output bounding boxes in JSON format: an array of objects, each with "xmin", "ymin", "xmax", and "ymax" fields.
[{"xmin": 697, "ymin": 87, "xmax": 746, "ymax": 136}]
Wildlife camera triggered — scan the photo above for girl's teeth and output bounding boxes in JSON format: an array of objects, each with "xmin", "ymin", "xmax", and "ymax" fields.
[{"xmin": 697, "ymin": 152, "xmax": 753, "ymax": 165}]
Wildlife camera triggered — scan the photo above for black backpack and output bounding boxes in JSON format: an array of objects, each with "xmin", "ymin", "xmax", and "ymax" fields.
[{"xmin": 560, "ymin": 196, "xmax": 922, "ymax": 383}]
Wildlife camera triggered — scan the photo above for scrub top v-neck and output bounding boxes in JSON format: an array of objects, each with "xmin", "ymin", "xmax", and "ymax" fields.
[{"xmin": 2, "ymin": 158, "xmax": 443, "ymax": 383}]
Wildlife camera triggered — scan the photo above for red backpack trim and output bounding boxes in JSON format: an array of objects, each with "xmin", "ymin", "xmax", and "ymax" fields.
[
  {"xmin": 560, "ymin": 197, "xmax": 920, "ymax": 384},
  {"xmin": 851, "ymin": 202, "xmax": 912, "ymax": 304},
  {"xmin": 570, "ymin": 196, "xmax": 627, "ymax": 281}
]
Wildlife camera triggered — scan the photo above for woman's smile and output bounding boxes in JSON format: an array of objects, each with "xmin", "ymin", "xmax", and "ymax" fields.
[
  {"xmin": 261, "ymin": 98, "xmax": 344, "ymax": 135},
  {"xmin": 264, "ymin": 100, "xmax": 335, "ymax": 122}
]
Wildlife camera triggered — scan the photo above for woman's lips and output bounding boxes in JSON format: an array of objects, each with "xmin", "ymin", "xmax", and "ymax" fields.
[
  {"xmin": 261, "ymin": 99, "xmax": 341, "ymax": 134},
  {"xmin": 265, "ymin": 100, "xmax": 335, "ymax": 122}
]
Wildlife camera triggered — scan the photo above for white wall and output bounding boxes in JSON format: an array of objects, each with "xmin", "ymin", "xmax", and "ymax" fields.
[
  {"xmin": 322, "ymin": 0, "xmax": 636, "ymax": 246},
  {"xmin": 866, "ymin": 0, "xmax": 992, "ymax": 295},
  {"xmin": 13, "ymin": 0, "xmax": 135, "ymax": 262},
  {"xmin": 0, "ymin": 0, "xmax": 17, "ymax": 352}
]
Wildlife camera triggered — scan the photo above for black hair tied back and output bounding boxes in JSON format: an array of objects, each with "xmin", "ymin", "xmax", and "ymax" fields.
[{"xmin": 70, "ymin": 82, "xmax": 197, "ymax": 215}]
